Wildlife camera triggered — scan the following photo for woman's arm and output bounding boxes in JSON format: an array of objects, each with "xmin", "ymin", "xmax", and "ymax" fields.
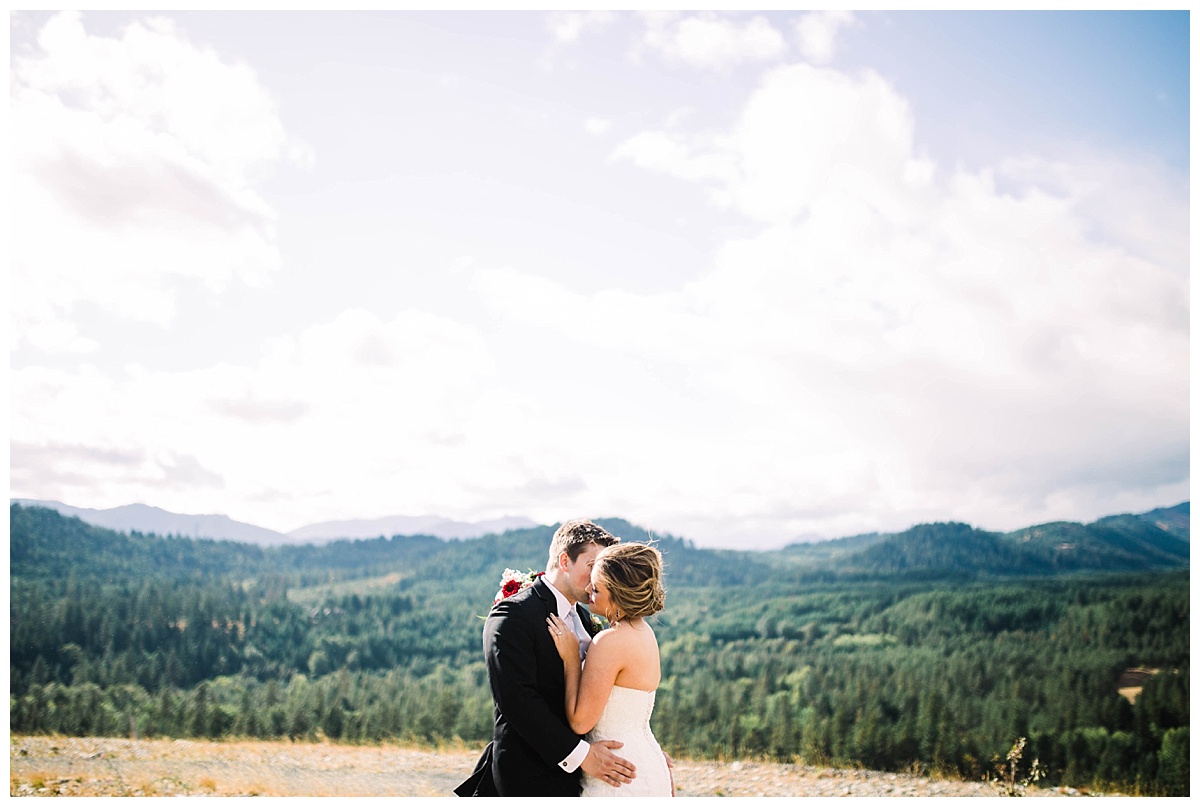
[
  {"xmin": 546, "ymin": 613, "xmax": 584, "ymax": 727},
  {"xmin": 547, "ymin": 614, "xmax": 622, "ymax": 735}
]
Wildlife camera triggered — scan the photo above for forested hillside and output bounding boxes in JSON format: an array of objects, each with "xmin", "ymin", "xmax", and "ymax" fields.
[
  {"xmin": 778, "ymin": 505, "xmax": 1189, "ymax": 577},
  {"xmin": 9, "ymin": 503, "xmax": 1189, "ymax": 795}
]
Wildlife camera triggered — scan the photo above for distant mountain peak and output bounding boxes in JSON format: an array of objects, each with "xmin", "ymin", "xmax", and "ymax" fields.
[
  {"xmin": 777, "ymin": 503, "xmax": 1189, "ymax": 578},
  {"xmin": 286, "ymin": 514, "xmax": 540, "ymax": 541},
  {"xmin": 9, "ymin": 499, "xmax": 540, "ymax": 546},
  {"xmin": 10, "ymin": 499, "xmax": 293, "ymax": 546}
]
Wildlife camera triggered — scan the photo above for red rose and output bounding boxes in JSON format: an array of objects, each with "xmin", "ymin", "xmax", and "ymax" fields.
[{"xmin": 502, "ymin": 579, "xmax": 522, "ymax": 598}]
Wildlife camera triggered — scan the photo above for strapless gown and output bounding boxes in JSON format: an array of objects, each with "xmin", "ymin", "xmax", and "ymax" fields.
[{"xmin": 581, "ymin": 685, "xmax": 672, "ymax": 797}]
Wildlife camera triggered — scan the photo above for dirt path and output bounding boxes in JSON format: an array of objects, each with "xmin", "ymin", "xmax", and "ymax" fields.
[{"xmin": 10, "ymin": 736, "xmax": 1097, "ymax": 797}]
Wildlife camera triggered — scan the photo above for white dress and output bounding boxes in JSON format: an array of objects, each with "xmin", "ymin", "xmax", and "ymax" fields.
[{"xmin": 581, "ymin": 685, "xmax": 672, "ymax": 797}]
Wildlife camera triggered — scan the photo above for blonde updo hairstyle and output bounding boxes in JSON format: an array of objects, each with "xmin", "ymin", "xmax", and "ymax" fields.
[{"xmin": 593, "ymin": 542, "xmax": 666, "ymax": 621}]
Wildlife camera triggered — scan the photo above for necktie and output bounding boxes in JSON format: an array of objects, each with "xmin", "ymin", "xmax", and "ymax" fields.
[{"xmin": 565, "ymin": 607, "xmax": 591, "ymax": 660}]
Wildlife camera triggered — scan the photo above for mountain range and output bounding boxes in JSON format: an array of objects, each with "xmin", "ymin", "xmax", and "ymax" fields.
[
  {"xmin": 779, "ymin": 507, "xmax": 1190, "ymax": 577},
  {"xmin": 8, "ymin": 499, "xmax": 1188, "ymax": 580},
  {"xmin": 8, "ymin": 499, "xmax": 538, "ymax": 545}
]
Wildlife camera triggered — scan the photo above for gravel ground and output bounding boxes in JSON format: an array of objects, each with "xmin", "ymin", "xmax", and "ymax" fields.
[{"xmin": 10, "ymin": 736, "xmax": 1109, "ymax": 797}]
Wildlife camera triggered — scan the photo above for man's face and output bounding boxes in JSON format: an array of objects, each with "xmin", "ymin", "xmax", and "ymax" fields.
[{"xmin": 558, "ymin": 542, "xmax": 602, "ymax": 604}]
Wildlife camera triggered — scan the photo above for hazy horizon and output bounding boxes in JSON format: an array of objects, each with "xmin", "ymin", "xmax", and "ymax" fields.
[{"xmin": 11, "ymin": 494, "xmax": 1187, "ymax": 552}]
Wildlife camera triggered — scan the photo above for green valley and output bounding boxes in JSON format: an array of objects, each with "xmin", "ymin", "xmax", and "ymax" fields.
[{"xmin": 9, "ymin": 502, "xmax": 1189, "ymax": 795}]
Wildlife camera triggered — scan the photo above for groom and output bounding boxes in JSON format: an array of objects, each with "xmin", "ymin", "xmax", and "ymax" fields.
[{"xmin": 455, "ymin": 520, "xmax": 637, "ymax": 796}]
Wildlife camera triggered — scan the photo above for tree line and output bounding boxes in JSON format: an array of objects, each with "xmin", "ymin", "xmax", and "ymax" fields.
[{"xmin": 9, "ymin": 504, "xmax": 1190, "ymax": 795}]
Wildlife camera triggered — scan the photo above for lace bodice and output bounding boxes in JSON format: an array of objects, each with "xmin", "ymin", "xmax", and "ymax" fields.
[
  {"xmin": 582, "ymin": 686, "xmax": 672, "ymax": 797},
  {"xmin": 590, "ymin": 685, "xmax": 656, "ymax": 738}
]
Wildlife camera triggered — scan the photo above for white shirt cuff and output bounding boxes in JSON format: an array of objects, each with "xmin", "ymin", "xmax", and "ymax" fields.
[{"xmin": 559, "ymin": 739, "xmax": 590, "ymax": 773}]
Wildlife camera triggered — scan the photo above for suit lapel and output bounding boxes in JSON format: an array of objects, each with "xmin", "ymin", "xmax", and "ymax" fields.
[
  {"xmin": 576, "ymin": 602, "xmax": 600, "ymax": 638},
  {"xmin": 534, "ymin": 578, "xmax": 599, "ymax": 638},
  {"xmin": 531, "ymin": 577, "xmax": 557, "ymax": 619}
]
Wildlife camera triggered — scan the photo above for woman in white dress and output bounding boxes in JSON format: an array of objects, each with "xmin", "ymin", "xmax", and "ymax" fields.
[{"xmin": 546, "ymin": 542, "xmax": 674, "ymax": 797}]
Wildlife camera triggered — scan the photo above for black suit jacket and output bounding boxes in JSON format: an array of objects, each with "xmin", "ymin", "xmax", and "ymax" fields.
[{"xmin": 456, "ymin": 578, "xmax": 599, "ymax": 797}]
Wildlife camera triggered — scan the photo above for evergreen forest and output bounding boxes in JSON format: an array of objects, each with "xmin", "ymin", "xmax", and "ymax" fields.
[{"xmin": 9, "ymin": 502, "xmax": 1190, "ymax": 795}]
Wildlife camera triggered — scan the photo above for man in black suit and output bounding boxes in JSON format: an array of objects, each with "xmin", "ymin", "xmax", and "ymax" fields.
[{"xmin": 456, "ymin": 520, "xmax": 637, "ymax": 796}]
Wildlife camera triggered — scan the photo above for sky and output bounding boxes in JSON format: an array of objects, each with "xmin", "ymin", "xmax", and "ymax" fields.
[{"xmin": 8, "ymin": 9, "xmax": 1191, "ymax": 549}]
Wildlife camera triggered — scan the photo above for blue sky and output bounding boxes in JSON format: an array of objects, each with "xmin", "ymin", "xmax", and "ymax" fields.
[
  {"xmin": 841, "ymin": 11, "xmax": 1189, "ymax": 172},
  {"xmin": 9, "ymin": 10, "xmax": 1190, "ymax": 548}
]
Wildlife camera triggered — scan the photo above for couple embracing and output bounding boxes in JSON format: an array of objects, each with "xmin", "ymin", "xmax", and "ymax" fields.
[{"xmin": 456, "ymin": 520, "xmax": 673, "ymax": 797}]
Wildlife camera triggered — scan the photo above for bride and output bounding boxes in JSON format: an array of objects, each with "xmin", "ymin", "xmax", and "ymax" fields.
[{"xmin": 546, "ymin": 542, "xmax": 674, "ymax": 797}]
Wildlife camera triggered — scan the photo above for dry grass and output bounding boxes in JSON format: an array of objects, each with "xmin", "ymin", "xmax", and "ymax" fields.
[
  {"xmin": 25, "ymin": 772, "xmax": 49, "ymax": 791},
  {"xmin": 9, "ymin": 735, "xmax": 1086, "ymax": 798},
  {"xmin": 9, "ymin": 735, "xmax": 481, "ymax": 797}
]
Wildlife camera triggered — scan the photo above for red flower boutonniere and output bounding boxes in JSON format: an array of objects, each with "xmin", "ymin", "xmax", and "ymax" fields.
[{"xmin": 493, "ymin": 568, "xmax": 544, "ymax": 604}]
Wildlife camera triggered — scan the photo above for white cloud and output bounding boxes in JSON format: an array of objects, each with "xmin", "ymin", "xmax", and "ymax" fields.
[
  {"xmin": 608, "ymin": 130, "xmax": 739, "ymax": 189},
  {"xmin": 547, "ymin": 11, "xmax": 614, "ymax": 44},
  {"xmin": 794, "ymin": 10, "xmax": 857, "ymax": 65},
  {"xmin": 611, "ymin": 65, "xmax": 935, "ymax": 226},
  {"xmin": 584, "ymin": 116, "xmax": 612, "ymax": 136},
  {"xmin": 10, "ymin": 307, "xmax": 524, "ymax": 529},
  {"xmin": 479, "ymin": 60, "xmax": 1189, "ymax": 544},
  {"xmin": 638, "ymin": 12, "xmax": 787, "ymax": 70},
  {"xmin": 10, "ymin": 11, "xmax": 311, "ymax": 355}
]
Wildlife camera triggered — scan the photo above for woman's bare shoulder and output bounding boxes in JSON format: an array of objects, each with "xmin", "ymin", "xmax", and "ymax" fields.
[
  {"xmin": 589, "ymin": 626, "xmax": 621, "ymax": 649},
  {"xmin": 593, "ymin": 621, "xmax": 658, "ymax": 654}
]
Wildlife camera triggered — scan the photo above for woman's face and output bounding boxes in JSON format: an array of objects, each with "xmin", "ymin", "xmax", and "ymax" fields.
[{"xmin": 587, "ymin": 566, "xmax": 614, "ymax": 619}]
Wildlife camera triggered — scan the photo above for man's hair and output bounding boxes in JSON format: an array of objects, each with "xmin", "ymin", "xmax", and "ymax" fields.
[{"xmin": 548, "ymin": 519, "xmax": 619, "ymax": 567}]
